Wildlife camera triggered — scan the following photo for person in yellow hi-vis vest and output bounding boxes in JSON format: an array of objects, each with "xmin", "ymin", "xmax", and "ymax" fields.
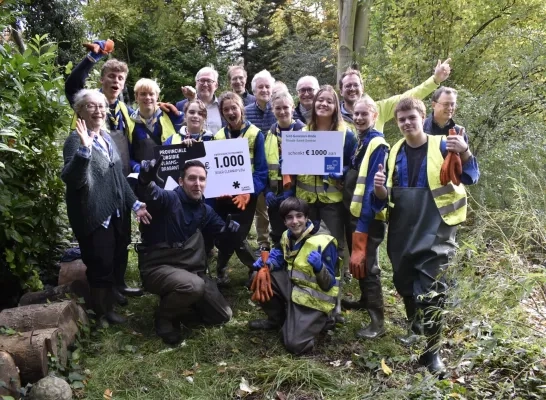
[
  {"xmin": 341, "ymin": 96, "xmax": 390, "ymax": 340},
  {"xmin": 248, "ymin": 197, "xmax": 340, "ymax": 355},
  {"xmin": 373, "ymin": 98, "xmax": 479, "ymax": 377},
  {"xmin": 64, "ymin": 40, "xmax": 141, "ymax": 302}
]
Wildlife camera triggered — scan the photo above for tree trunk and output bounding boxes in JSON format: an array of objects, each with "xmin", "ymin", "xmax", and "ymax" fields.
[
  {"xmin": 353, "ymin": 0, "xmax": 373, "ymax": 60},
  {"xmin": 19, "ymin": 280, "xmax": 90, "ymax": 307},
  {"xmin": 9, "ymin": 24, "xmax": 25, "ymax": 54},
  {"xmin": 58, "ymin": 259, "xmax": 87, "ymax": 286},
  {"xmin": 0, "ymin": 329, "xmax": 63, "ymax": 384},
  {"xmin": 0, "ymin": 301, "xmax": 88, "ymax": 347},
  {"xmin": 337, "ymin": 0, "xmax": 358, "ymax": 85},
  {"xmin": 0, "ymin": 350, "xmax": 21, "ymax": 397}
]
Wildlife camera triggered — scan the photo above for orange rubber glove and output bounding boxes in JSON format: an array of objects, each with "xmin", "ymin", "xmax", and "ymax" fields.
[
  {"xmin": 250, "ymin": 251, "xmax": 273, "ymax": 302},
  {"xmin": 349, "ymin": 232, "xmax": 368, "ymax": 279},
  {"xmin": 282, "ymin": 175, "xmax": 293, "ymax": 190},
  {"xmin": 158, "ymin": 102, "xmax": 180, "ymax": 115},
  {"xmin": 82, "ymin": 39, "xmax": 114, "ymax": 55},
  {"xmin": 440, "ymin": 128, "xmax": 462, "ymax": 185},
  {"xmin": 232, "ymin": 194, "xmax": 250, "ymax": 210}
]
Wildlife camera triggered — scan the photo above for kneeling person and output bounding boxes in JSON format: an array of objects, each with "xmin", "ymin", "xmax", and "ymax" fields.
[
  {"xmin": 136, "ymin": 160, "xmax": 239, "ymax": 344},
  {"xmin": 249, "ymin": 198, "xmax": 339, "ymax": 355}
]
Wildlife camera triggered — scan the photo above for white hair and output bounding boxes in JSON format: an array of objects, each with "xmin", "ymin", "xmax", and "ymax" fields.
[
  {"xmin": 296, "ymin": 76, "xmax": 320, "ymax": 91},
  {"xmin": 251, "ymin": 69, "xmax": 275, "ymax": 92},
  {"xmin": 73, "ymin": 89, "xmax": 108, "ymax": 114},
  {"xmin": 196, "ymin": 66, "xmax": 219, "ymax": 82}
]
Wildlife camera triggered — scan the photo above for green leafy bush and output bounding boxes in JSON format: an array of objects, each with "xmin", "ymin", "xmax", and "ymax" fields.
[{"xmin": 0, "ymin": 34, "xmax": 71, "ymax": 291}]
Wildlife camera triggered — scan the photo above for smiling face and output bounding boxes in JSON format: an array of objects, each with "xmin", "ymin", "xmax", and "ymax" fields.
[
  {"xmin": 340, "ymin": 74, "xmax": 363, "ymax": 106},
  {"xmin": 254, "ymin": 77, "xmax": 272, "ymax": 104},
  {"xmin": 273, "ymin": 97, "xmax": 294, "ymax": 128},
  {"xmin": 296, "ymin": 78, "xmax": 317, "ymax": 110},
  {"xmin": 100, "ymin": 70, "xmax": 127, "ymax": 103},
  {"xmin": 185, "ymin": 102, "xmax": 206, "ymax": 133},
  {"xmin": 432, "ymin": 92, "xmax": 457, "ymax": 124},
  {"xmin": 136, "ymin": 89, "xmax": 158, "ymax": 117},
  {"xmin": 396, "ymin": 108, "xmax": 425, "ymax": 139},
  {"xmin": 353, "ymin": 102, "xmax": 378, "ymax": 132},
  {"xmin": 314, "ymin": 91, "xmax": 336, "ymax": 120},
  {"xmin": 79, "ymin": 92, "xmax": 107, "ymax": 130},
  {"xmin": 229, "ymin": 67, "xmax": 247, "ymax": 95},
  {"xmin": 221, "ymin": 99, "xmax": 243, "ymax": 129},
  {"xmin": 196, "ymin": 71, "xmax": 218, "ymax": 101},
  {"xmin": 284, "ymin": 210, "xmax": 308, "ymax": 238},
  {"xmin": 179, "ymin": 166, "xmax": 207, "ymax": 201}
]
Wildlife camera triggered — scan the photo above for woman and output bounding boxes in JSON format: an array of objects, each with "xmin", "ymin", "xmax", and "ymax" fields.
[
  {"xmin": 61, "ymin": 89, "xmax": 152, "ymax": 325},
  {"xmin": 264, "ymin": 90, "xmax": 305, "ymax": 248},
  {"xmin": 343, "ymin": 95, "xmax": 390, "ymax": 340},
  {"xmin": 296, "ymin": 85, "xmax": 356, "ymax": 271},
  {"xmin": 213, "ymin": 92, "xmax": 268, "ymax": 285},
  {"xmin": 163, "ymin": 99, "xmax": 213, "ymax": 145}
]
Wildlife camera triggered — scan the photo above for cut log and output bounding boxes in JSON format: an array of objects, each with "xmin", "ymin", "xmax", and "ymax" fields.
[
  {"xmin": 19, "ymin": 280, "xmax": 90, "ymax": 307},
  {"xmin": 0, "ymin": 350, "xmax": 21, "ymax": 397},
  {"xmin": 0, "ymin": 301, "xmax": 88, "ymax": 347},
  {"xmin": 58, "ymin": 259, "xmax": 87, "ymax": 286}
]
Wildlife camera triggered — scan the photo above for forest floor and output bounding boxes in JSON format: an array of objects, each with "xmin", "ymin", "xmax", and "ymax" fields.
[{"xmin": 73, "ymin": 229, "xmax": 546, "ymax": 400}]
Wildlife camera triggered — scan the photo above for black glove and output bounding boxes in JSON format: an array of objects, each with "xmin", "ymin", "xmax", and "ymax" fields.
[
  {"xmin": 139, "ymin": 156, "xmax": 164, "ymax": 186},
  {"xmin": 220, "ymin": 214, "xmax": 240, "ymax": 233}
]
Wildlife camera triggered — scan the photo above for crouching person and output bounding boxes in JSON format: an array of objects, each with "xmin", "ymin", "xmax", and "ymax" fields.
[
  {"xmin": 249, "ymin": 197, "xmax": 340, "ymax": 354},
  {"xmin": 136, "ymin": 159, "xmax": 239, "ymax": 345}
]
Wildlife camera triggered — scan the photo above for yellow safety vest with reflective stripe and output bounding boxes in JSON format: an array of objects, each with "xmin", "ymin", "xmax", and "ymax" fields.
[
  {"xmin": 387, "ymin": 135, "xmax": 467, "ymax": 226},
  {"xmin": 71, "ymin": 102, "xmax": 135, "ymax": 138},
  {"xmin": 295, "ymin": 124, "xmax": 347, "ymax": 204},
  {"xmin": 350, "ymin": 136, "xmax": 389, "ymax": 221},
  {"xmin": 281, "ymin": 232, "xmax": 339, "ymax": 314},
  {"xmin": 214, "ymin": 124, "xmax": 259, "ymax": 172},
  {"xmin": 264, "ymin": 131, "xmax": 280, "ymax": 184},
  {"xmin": 157, "ymin": 113, "xmax": 177, "ymax": 144}
]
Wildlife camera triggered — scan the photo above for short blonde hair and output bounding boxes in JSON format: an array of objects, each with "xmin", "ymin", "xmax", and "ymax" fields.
[
  {"xmin": 354, "ymin": 95, "xmax": 378, "ymax": 115},
  {"xmin": 101, "ymin": 59, "xmax": 128, "ymax": 77},
  {"xmin": 271, "ymin": 90, "xmax": 294, "ymax": 107},
  {"xmin": 134, "ymin": 78, "xmax": 160, "ymax": 97}
]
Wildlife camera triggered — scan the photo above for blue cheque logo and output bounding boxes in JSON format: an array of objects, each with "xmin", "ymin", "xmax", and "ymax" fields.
[{"xmin": 324, "ymin": 157, "xmax": 341, "ymax": 173}]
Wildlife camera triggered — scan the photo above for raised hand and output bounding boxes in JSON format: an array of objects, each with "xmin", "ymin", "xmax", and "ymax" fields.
[
  {"xmin": 139, "ymin": 156, "xmax": 164, "ymax": 186},
  {"xmin": 181, "ymin": 86, "xmax": 196, "ymax": 100},
  {"xmin": 76, "ymin": 119, "xmax": 93, "ymax": 148},
  {"xmin": 373, "ymin": 164, "xmax": 388, "ymax": 200},
  {"xmin": 307, "ymin": 245, "xmax": 323, "ymax": 272},
  {"xmin": 433, "ymin": 58, "xmax": 452, "ymax": 83},
  {"xmin": 220, "ymin": 214, "xmax": 240, "ymax": 233},
  {"xmin": 232, "ymin": 194, "xmax": 250, "ymax": 210}
]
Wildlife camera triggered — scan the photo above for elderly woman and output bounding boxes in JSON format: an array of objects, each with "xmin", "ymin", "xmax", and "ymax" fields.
[{"xmin": 61, "ymin": 89, "xmax": 151, "ymax": 325}]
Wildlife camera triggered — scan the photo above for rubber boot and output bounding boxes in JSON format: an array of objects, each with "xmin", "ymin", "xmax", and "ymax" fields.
[
  {"xmin": 356, "ymin": 281, "xmax": 385, "ymax": 339},
  {"xmin": 112, "ymin": 286, "xmax": 129, "ymax": 306},
  {"xmin": 248, "ymin": 319, "xmax": 280, "ymax": 331},
  {"xmin": 419, "ymin": 305, "xmax": 447, "ymax": 378},
  {"xmin": 216, "ymin": 249, "xmax": 234, "ymax": 286},
  {"xmin": 154, "ymin": 311, "xmax": 182, "ymax": 345},
  {"xmin": 116, "ymin": 249, "xmax": 144, "ymax": 297},
  {"xmin": 91, "ymin": 288, "xmax": 126, "ymax": 326},
  {"xmin": 341, "ymin": 278, "xmax": 367, "ymax": 310},
  {"xmin": 399, "ymin": 296, "xmax": 423, "ymax": 345}
]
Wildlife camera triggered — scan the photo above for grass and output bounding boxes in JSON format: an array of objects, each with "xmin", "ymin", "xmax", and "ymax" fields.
[{"xmin": 76, "ymin": 226, "xmax": 546, "ymax": 400}]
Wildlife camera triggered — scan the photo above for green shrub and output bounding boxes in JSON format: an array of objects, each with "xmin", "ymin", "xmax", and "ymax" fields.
[{"xmin": 0, "ymin": 34, "xmax": 71, "ymax": 291}]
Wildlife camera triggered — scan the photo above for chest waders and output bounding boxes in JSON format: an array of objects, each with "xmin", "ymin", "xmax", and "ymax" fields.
[{"xmin": 387, "ymin": 187, "xmax": 455, "ymax": 377}]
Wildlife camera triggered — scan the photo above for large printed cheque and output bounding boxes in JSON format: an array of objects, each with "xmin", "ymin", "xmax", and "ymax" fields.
[
  {"xmin": 281, "ymin": 131, "xmax": 344, "ymax": 175},
  {"xmin": 192, "ymin": 139, "xmax": 255, "ymax": 198}
]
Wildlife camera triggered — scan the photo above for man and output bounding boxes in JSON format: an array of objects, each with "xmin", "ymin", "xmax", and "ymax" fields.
[
  {"xmin": 227, "ymin": 65, "xmax": 256, "ymax": 106},
  {"xmin": 339, "ymin": 59, "xmax": 453, "ymax": 132},
  {"xmin": 248, "ymin": 197, "xmax": 339, "ymax": 355},
  {"xmin": 176, "ymin": 66, "xmax": 225, "ymax": 135},
  {"xmin": 245, "ymin": 70, "xmax": 277, "ymax": 254},
  {"xmin": 424, "ymin": 87, "xmax": 468, "ymax": 139},
  {"xmin": 64, "ymin": 39, "xmax": 142, "ymax": 303},
  {"xmin": 373, "ymin": 98, "xmax": 479, "ymax": 376},
  {"xmin": 136, "ymin": 159, "xmax": 239, "ymax": 345},
  {"xmin": 293, "ymin": 75, "xmax": 320, "ymax": 124}
]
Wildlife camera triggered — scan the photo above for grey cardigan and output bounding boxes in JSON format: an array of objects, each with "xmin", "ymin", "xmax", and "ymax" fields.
[{"xmin": 61, "ymin": 131, "xmax": 137, "ymax": 239}]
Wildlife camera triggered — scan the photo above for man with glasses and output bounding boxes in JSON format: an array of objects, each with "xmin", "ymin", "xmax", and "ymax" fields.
[
  {"xmin": 176, "ymin": 66, "xmax": 225, "ymax": 135},
  {"xmin": 339, "ymin": 59, "xmax": 452, "ymax": 132},
  {"xmin": 294, "ymin": 76, "xmax": 320, "ymax": 124},
  {"xmin": 228, "ymin": 65, "xmax": 256, "ymax": 107},
  {"xmin": 424, "ymin": 87, "xmax": 467, "ymax": 141}
]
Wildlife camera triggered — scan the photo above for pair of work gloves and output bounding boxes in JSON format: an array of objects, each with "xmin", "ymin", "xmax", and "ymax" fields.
[
  {"xmin": 250, "ymin": 247, "xmax": 324, "ymax": 303},
  {"xmin": 440, "ymin": 128, "xmax": 463, "ymax": 186}
]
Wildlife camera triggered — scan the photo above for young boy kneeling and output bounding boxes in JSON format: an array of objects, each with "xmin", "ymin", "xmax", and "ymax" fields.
[{"xmin": 249, "ymin": 197, "xmax": 340, "ymax": 355}]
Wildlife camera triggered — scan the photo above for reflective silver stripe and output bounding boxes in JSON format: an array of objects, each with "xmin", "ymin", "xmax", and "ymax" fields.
[
  {"xmin": 291, "ymin": 270, "xmax": 317, "ymax": 284},
  {"xmin": 356, "ymin": 176, "xmax": 366, "ymax": 184},
  {"xmin": 296, "ymin": 181, "xmax": 316, "ymax": 191},
  {"xmin": 296, "ymin": 180, "xmax": 339, "ymax": 193},
  {"xmin": 438, "ymin": 197, "xmax": 467, "ymax": 216},
  {"xmin": 268, "ymin": 163, "xmax": 280, "ymax": 171},
  {"xmin": 352, "ymin": 195, "xmax": 363, "ymax": 203},
  {"xmin": 431, "ymin": 184, "xmax": 455, "ymax": 198},
  {"xmin": 387, "ymin": 187, "xmax": 392, "ymax": 196},
  {"xmin": 293, "ymin": 285, "xmax": 336, "ymax": 304}
]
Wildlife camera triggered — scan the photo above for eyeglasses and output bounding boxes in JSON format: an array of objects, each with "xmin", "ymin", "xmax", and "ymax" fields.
[
  {"xmin": 197, "ymin": 79, "xmax": 216, "ymax": 86},
  {"xmin": 297, "ymin": 87, "xmax": 315, "ymax": 94},
  {"xmin": 85, "ymin": 103, "xmax": 106, "ymax": 111},
  {"xmin": 343, "ymin": 83, "xmax": 360, "ymax": 90},
  {"xmin": 436, "ymin": 102, "xmax": 457, "ymax": 109}
]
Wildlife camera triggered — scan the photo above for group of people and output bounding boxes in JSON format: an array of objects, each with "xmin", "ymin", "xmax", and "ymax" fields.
[{"xmin": 61, "ymin": 40, "xmax": 479, "ymax": 378}]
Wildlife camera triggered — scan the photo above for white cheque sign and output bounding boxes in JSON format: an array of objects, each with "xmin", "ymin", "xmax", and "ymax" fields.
[
  {"xmin": 191, "ymin": 138, "xmax": 255, "ymax": 198},
  {"xmin": 281, "ymin": 131, "xmax": 344, "ymax": 175}
]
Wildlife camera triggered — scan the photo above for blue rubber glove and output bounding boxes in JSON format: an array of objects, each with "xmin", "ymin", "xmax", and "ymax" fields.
[
  {"xmin": 253, "ymin": 258, "xmax": 265, "ymax": 270},
  {"xmin": 307, "ymin": 246, "xmax": 323, "ymax": 272},
  {"xmin": 328, "ymin": 172, "xmax": 343, "ymax": 180},
  {"xmin": 220, "ymin": 214, "xmax": 240, "ymax": 233},
  {"xmin": 86, "ymin": 40, "xmax": 108, "ymax": 62},
  {"xmin": 265, "ymin": 192, "xmax": 279, "ymax": 208},
  {"xmin": 266, "ymin": 248, "xmax": 283, "ymax": 271}
]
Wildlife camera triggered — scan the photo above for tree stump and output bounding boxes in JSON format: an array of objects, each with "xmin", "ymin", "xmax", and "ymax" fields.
[
  {"xmin": 58, "ymin": 260, "xmax": 87, "ymax": 286},
  {"xmin": 0, "ymin": 350, "xmax": 21, "ymax": 397},
  {"xmin": 19, "ymin": 280, "xmax": 90, "ymax": 308},
  {"xmin": 0, "ymin": 301, "xmax": 88, "ymax": 347}
]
